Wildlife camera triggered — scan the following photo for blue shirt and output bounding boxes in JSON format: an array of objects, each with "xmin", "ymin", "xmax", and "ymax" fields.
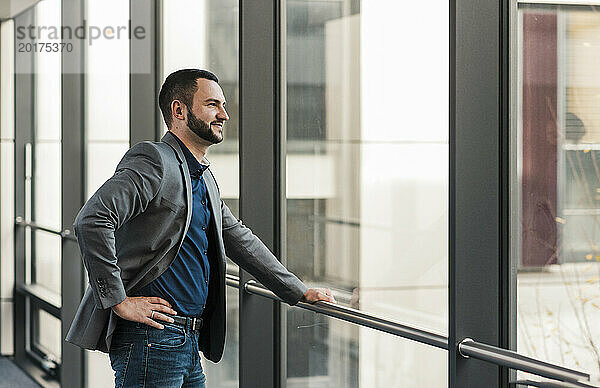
[{"xmin": 136, "ymin": 134, "xmax": 211, "ymax": 317}]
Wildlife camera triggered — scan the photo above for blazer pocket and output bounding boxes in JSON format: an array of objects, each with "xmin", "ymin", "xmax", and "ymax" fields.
[{"xmin": 160, "ymin": 197, "xmax": 183, "ymax": 214}]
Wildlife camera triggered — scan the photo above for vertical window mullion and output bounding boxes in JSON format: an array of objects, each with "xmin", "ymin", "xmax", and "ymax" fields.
[
  {"xmin": 61, "ymin": 0, "xmax": 86, "ymax": 386},
  {"xmin": 239, "ymin": 0, "xmax": 282, "ymax": 386}
]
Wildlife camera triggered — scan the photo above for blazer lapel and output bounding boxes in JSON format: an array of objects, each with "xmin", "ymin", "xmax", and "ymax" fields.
[
  {"xmin": 203, "ymin": 169, "xmax": 223, "ymax": 244},
  {"xmin": 202, "ymin": 168, "xmax": 223, "ymax": 233},
  {"xmin": 161, "ymin": 131, "xmax": 193, "ymax": 239}
]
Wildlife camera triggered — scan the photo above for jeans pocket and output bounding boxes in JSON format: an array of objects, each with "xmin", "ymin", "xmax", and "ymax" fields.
[
  {"xmin": 109, "ymin": 343, "xmax": 134, "ymax": 388},
  {"xmin": 147, "ymin": 323, "xmax": 186, "ymax": 350}
]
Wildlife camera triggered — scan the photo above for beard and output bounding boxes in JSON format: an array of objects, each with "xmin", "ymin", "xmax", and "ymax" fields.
[{"xmin": 187, "ymin": 109, "xmax": 223, "ymax": 144}]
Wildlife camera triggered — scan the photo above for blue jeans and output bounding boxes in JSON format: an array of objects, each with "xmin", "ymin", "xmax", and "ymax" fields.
[{"xmin": 109, "ymin": 318, "xmax": 207, "ymax": 388}]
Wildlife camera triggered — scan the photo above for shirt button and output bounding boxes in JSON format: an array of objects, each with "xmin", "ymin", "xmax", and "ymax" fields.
[
  {"xmin": 202, "ymin": 226, "xmax": 206, "ymax": 231},
  {"xmin": 203, "ymin": 250, "xmax": 207, "ymax": 255},
  {"xmin": 201, "ymin": 200, "xmax": 205, "ymax": 205}
]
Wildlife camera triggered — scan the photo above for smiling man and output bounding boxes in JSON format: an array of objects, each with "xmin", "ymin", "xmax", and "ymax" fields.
[{"xmin": 65, "ymin": 69, "xmax": 335, "ymax": 388}]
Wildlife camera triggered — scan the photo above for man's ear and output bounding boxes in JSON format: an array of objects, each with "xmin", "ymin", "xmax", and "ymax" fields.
[{"xmin": 171, "ymin": 100, "xmax": 186, "ymax": 121}]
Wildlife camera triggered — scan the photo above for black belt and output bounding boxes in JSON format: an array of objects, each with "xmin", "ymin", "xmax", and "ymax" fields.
[{"xmin": 167, "ymin": 314, "xmax": 203, "ymax": 331}]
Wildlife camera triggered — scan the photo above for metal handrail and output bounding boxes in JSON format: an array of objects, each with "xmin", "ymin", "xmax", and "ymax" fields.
[
  {"xmin": 225, "ymin": 274, "xmax": 595, "ymax": 386},
  {"xmin": 225, "ymin": 273, "xmax": 240, "ymax": 288},
  {"xmin": 15, "ymin": 217, "xmax": 77, "ymax": 241},
  {"xmin": 244, "ymin": 279, "xmax": 448, "ymax": 349},
  {"xmin": 510, "ymin": 379, "xmax": 598, "ymax": 388},
  {"xmin": 228, "ymin": 274, "xmax": 449, "ymax": 348},
  {"xmin": 459, "ymin": 339, "xmax": 590, "ymax": 384}
]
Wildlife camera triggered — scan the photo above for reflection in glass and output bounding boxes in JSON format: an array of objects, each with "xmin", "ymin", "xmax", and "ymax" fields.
[
  {"xmin": 285, "ymin": 1, "xmax": 448, "ymax": 386},
  {"xmin": 515, "ymin": 5, "xmax": 600, "ymax": 383}
]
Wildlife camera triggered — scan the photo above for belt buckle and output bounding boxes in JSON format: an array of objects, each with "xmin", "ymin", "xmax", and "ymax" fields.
[{"xmin": 191, "ymin": 318, "xmax": 197, "ymax": 331}]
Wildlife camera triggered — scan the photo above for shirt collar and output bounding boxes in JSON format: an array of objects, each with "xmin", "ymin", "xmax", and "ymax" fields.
[{"xmin": 171, "ymin": 132, "xmax": 210, "ymax": 178}]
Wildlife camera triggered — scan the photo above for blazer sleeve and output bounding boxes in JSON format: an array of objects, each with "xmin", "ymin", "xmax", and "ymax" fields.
[
  {"xmin": 220, "ymin": 200, "xmax": 308, "ymax": 306},
  {"xmin": 73, "ymin": 142, "xmax": 164, "ymax": 310}
]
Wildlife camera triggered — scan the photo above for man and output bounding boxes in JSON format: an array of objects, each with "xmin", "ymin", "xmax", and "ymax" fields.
[{"xmin": 65, "ymin": 69, "xmax": 335, "ymax": 387}]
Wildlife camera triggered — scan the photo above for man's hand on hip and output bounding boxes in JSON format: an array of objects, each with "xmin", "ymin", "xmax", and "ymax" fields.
[
  {"xmin": 111, "ymin": 296, "xmax": 178, "ymax": 329},
  {"xmin": 301, "ymin": 288, "xmax": 336, "ymax": 303}
]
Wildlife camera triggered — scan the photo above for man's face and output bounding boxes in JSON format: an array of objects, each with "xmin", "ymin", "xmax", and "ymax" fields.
[{"xmin": 185, "ymin": 78, "xmax": 229, "ymax": 144}]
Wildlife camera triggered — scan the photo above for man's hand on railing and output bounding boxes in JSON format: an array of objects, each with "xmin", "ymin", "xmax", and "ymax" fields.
[{"xmin": 301, "ymin": 288, "xmax": 336, "ymax": 303}]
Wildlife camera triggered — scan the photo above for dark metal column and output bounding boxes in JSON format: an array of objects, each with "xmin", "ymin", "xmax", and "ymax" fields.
[
  {"xmin": 449, "ymin": 0, "xmax": 510, "ymax": 387},
  {"xmin": 61, "ymin": 0, "xmax": 86, "ymax": 386},
  {"xmin": 130, "ymin": 0, "xmax": 161, "ymax": 145},
  {"xmin": 239, "ymin": 0, "xmax": 283, "ymax": 387}
]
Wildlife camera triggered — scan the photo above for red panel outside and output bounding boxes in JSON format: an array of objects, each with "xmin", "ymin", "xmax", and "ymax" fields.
[{"xmin": 521, "ymin": 13, "xmax": 558, "ymax": 267}]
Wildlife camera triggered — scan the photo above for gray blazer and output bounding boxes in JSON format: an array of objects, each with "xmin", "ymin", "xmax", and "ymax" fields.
[{"xmin": 65, "ymin": 131, "xmax": 307, "ymax": 362}]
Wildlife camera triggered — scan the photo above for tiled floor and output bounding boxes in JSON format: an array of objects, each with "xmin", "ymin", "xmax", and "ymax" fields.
[{"xmin": 0, "ymin": 357, "xmax": 41, "ymax": 388}]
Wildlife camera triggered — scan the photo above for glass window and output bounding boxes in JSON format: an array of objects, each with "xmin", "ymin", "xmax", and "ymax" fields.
[
  {"xmin": 1, "ymin": 17, "xmax": 16, "ymax": 356},
  {"xmin": 286, "ymin": 306, "xmax": 446, "ymax": 387},
  {"xmin": 32, "ymin": 0, "xmax": 62, "ymax": 295},
  {"xmin": 12, "ymin": 0, "xmax": 64, "ymax": 373},
  {"xmin": 284, "ymin": 1, "xmax": 449, "ymax": 386},
  {"xmin": 33, "ymin": 231, "xmax": 61, "ymax": 293},
  {"xmin": 85, "ymin": 0, "xmax": 130, "ymax": 199},
  {"xmin": 35, "ymin": 309, "xmax": 61, "ymax": 362},
  {"xmin": 515, "ymin": 3, "xmax": 600, "ymax": 383}
]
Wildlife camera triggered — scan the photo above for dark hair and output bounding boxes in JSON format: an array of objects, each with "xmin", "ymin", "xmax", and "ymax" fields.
[{"xmin": 159, "ymin": 69, "xmax": 219, "ymax": 127}]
